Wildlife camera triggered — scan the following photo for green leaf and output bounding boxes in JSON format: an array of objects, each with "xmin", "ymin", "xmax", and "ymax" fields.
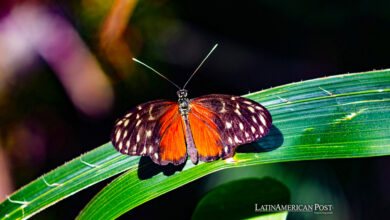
[
  {"xmin": 0, "ymin": 144, "xmax": 138, "ymax": 219},
  {"xmin": 0, "ymin": 69, "xmax": 389, "ymax": 220},
  {"xmin": 244, "ymin": 212, "xmax": 288, "ymax": 220},
  {"xmin": 77, "ymin": 70, "xmax": 390, "ymax": 219},
  {"xmin": 192, "ymin": 177, "xmax": 290, "ymax": 220}
]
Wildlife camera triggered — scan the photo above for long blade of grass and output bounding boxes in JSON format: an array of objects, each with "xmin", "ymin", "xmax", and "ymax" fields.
[
  {"xmin": 77, "ymin": 70, "xmax": 390, "ymax": 219},
  {"xmin": 0, "ymin": 145, "xmax": 137, "ymax": 219},
  {"xmin": 0, "ymin": 69, "xmax": 389, "ymax": 220}
]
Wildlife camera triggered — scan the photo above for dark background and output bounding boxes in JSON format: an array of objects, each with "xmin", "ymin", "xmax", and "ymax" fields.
[{"xmin": 1, "ymin": 0, "xmax": 390, "ymax": 219}]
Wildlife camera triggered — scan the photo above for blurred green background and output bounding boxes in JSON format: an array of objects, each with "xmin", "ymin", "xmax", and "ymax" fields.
[{"xmin": 1, "ymin": 0, "xmax": 390, "ymax": 219}]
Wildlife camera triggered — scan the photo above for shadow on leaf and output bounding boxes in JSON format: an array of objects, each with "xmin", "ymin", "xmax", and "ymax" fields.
[
  {"xmin": 237, "ymin": 125, "xmax": 283, "ymax": 153},
  {"xmin": 137, "ymin": 156, "xmax": 186, "ymax": 180}
]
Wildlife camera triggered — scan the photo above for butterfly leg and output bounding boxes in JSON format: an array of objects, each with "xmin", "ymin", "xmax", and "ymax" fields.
[{"xmin": 182, "ymin": 115, "xmax": 198, "ymax": 164}]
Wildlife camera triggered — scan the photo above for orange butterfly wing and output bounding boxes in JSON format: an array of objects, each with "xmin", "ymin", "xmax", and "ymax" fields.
[
  {"xmin": 157, "ymin": 104, "xmax": 187, "ymax": 165},
  {"xmin": 189, "ymin": 94, "xmax": 272, "ymax": 162},
  {"xmin": 111, "ymin": 101, "xmax": 187, "ymax": 166},
  {"xmin": 188, "ymin": 103, "xmax": 226, "ymax": 162}
]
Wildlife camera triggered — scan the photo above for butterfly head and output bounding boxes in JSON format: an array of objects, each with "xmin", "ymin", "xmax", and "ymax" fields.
[
  {"xmin": 177, "ymin": 89, "xmax": 190, "ymax": 115},
  {"xmin": 177, "ymin": 89, "xmax": 188, "ymax": 98}
]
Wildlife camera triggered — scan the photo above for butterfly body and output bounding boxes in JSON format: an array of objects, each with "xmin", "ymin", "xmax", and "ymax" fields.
[{"xmin": 111, "ymin": 90, "xmax": 272, "ymax": 166}]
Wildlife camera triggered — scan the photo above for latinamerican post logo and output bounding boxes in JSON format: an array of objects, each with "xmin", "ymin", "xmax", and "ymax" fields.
[{"xmin": 255, "ymin": 203, "xmax": 333, "ymax": 215}]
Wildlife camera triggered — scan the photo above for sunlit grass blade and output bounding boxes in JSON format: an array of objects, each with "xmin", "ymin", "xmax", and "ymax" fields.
[
  {"xmin": 245, "ymin": 212, "xmax": 288, "ymax": 220},
  {"xmin": 77, "ymin": 70, "xmax": 390, "ymax": 219},
  {"xmin": 0, "ymin": 144, "xmax": 137, "ymax": 219},
  {"xmin": 1, "ymin": 69, "xmax": 389, "ymax": 220}
]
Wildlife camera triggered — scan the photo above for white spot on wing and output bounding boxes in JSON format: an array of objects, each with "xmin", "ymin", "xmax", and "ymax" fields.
[
  {"xmin": 239, "ymin": 122, "xmax": 244, "ymax": 130},
  {"xmin": 226, "ymin": 122, "xmax": 232, "ymax": 129},
  {"xmin": 224, "ymin": 146, "xmax": 229, "ymax": 153},
  {"xmin": 252, "ymin": 116, "xmax": 257, "ymax": 123},
  {"xmin": 118, "ymin": 142, "xmax": 123, "ymax": 150},
  {"xmin": 148, "ymin": 105, "xmax": 155, "ymax": 120},
  {"xmin": 255, "ymin": 106, "xmax": 263, "ymax": 110},
  {"xmin": 243, "ymin": 101, "xmax": 252, "ymax": 105},
  {"xmin": 136, "ymin": 114, "xmax": 140, "ymax": 119},
  {"xmin": 248, "ymin": 106, "xmax": 255, "ymax": 113},
  {"xmin": 154, "ymin": 153, "xmax": 158, "ymax": 159},
  {"xmin": 115, "ymin": 130, "xmax": 121, "ymax": 142},
  {"xmin": 137, "ymin": 106, "xmax": 142, "ymax": 110},
  {"xmin": 235, "ymin": 109, "xmax": 242, "ymax": 115},
  {"xmin": 259, "ymin": 115, "xmax": 266, "ymax": 125},
  {"xmin": 125, "ymin": 113, "xmax": 132, "ymax": 118},
  {"xmin": 124, "ymin": 119, "xmax": 129, "ymax": 127},
  {"xmin": 236, "ymin": 103, "xmax": 240, "ymax": 109},
  {"xmin": 126, "ymin": 140, "xmax": 130, "ymax": 148},
  {"xmin": 228, "ymin": 137, "xmax": 233, "ymax": 144},
  {"xmin": 231, "ymin": 97, "xmax": 236, "ymax": 100},
  {"xmin": 136, "ymin": 133, "xmax": 140, "ymax": 142},
  {"xmin": 234, "ymin": 136, "xmax": 241, "ymax": 143},
  {"xmin": 149, "ymin": 145, "xmax": 153, "ymax": 153},
  {"xmin": 251, "ymin": 126, "xmax": 256, "ymax": 133},
  {"xmin": 116, "ymin": 120, "xmax": 123, "ymax": 126},
  {"xmin": 220, "ymin": 101, "xmax": 227, "ymax": 113},
  {"xmin": 132, "ymin": 145, "xmax": 137, "ymax": 152},
  {"xmin": 136, "ymin": 120, "xmax": 141, "ymax": 127},
  {"xmin": 259, "ymin": 126, "xmax": 264, "ymax": 134},
  {"xmin": 123, "ymin": 130, "xmax": 128, "ymax": 138},
  {"xmin": 146, "ymin": 130, "xmax": 152, "ymax": 137}
]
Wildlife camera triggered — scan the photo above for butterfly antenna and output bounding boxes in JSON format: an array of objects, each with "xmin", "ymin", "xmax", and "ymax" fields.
[
  {"xmin": 132, "ymin": 58, "xmax": 181, "ymax": 89},
  {"xmin": 182, "ymin": 44, "xmax": 218, "ymax": 89}
]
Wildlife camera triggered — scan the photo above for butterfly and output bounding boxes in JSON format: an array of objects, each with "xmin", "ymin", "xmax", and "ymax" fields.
[{"xmin": 111, "ymin": 44, "xmax": 272, "ymax": 166}]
